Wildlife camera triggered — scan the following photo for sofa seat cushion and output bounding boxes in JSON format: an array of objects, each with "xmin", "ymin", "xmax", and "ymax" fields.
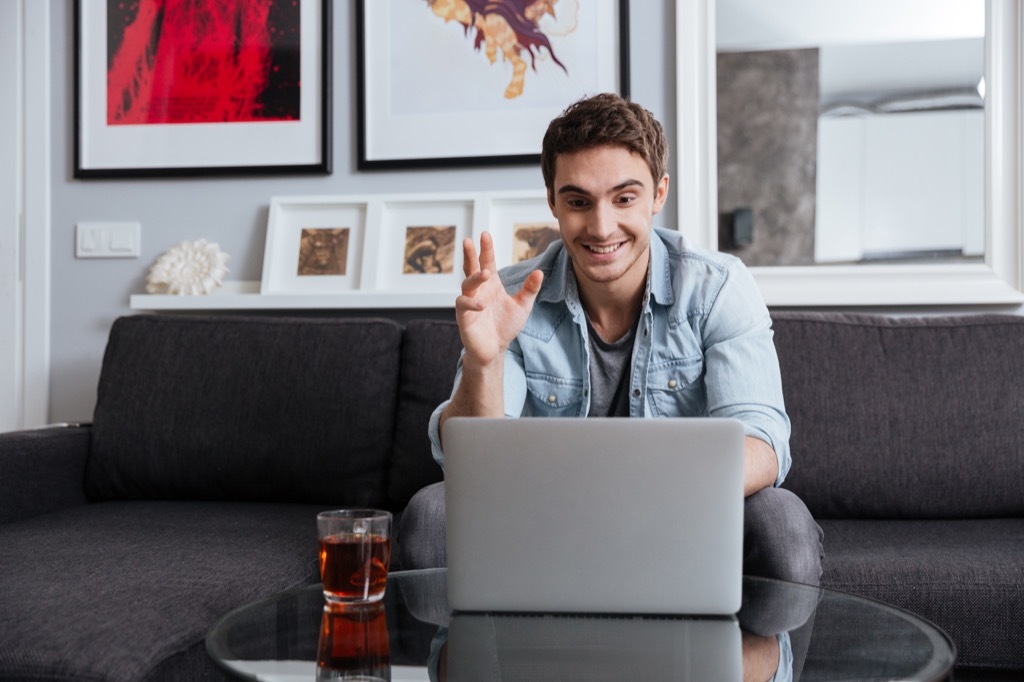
[
  {"xmin": 0, "ymin": 501, "xmax": 329, "ymax": 682},
  {"xmin": 86, "ymin": 316, "xmax": 403, "ymax": 506},
  {"xmin": 819, "ymin": 518, "xmax": 1024, "ymax": 670}
]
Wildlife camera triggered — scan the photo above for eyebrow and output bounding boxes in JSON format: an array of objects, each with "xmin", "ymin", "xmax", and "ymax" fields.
[{"xmin": 556, "ymin": 179, "xmax": 646, "ymax": 196}]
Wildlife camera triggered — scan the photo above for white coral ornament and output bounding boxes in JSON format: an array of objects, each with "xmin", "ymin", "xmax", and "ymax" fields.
[{"xmin": 146, "ymin": 239, "xmax": 230, "ymax": 295}]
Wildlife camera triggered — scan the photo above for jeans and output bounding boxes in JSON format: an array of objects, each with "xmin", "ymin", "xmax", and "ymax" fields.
[{"xmin": 398, "ymin": 482, "xmax": 823, "ymax": 586}]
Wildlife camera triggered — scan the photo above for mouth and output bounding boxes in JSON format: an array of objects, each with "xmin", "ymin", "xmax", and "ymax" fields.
[{"xmin": 583, "ymin": 242, "xmax": 625, "ymax": 255}]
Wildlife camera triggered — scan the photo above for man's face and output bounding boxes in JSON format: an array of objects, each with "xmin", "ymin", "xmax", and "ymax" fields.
[{"xmin": 548, "ymin": 144, "xmax": 669, "ymax": 296}]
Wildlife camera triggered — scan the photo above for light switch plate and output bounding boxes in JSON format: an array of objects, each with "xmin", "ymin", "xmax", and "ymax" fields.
[{"xmin": 76, "ymin": 222, "xmax": 140, "ymax": 258}]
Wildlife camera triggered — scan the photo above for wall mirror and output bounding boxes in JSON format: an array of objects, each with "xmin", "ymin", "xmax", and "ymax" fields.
[{"xmin": 676, "ymin": 0, "xmax": 1023, "ymax": 306}]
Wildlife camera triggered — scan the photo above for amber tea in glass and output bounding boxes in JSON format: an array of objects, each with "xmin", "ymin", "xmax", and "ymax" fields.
[{"xmin": 317, "ymin": 509, "xmax": 392, "ymax": 604}]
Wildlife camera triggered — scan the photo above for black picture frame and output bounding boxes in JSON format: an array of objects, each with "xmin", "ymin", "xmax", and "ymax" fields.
[
  {"xmin": 356, "ymin": 0, "xmax": 630, "ymax": 170},
  {"xmin": 74, "ymin": 0, "xmax": 332, "ymax": 178}
]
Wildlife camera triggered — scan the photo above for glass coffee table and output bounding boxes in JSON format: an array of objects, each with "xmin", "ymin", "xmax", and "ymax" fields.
[{"xmin": 206, "ymin": 568, "xmax": 954, "ymax": 681}]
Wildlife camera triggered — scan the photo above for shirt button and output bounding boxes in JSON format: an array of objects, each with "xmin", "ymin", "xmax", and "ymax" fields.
[
  {"xmin": 668, "ymin": 379, "xmax": 678, "ymax": 389},
  {"xmin": 632, "ymin": 389, "xmax": 641, "ymax": 398},
  {"xmin": 547, "ymin": 394, "xmax": 557, "ymax": 404}
]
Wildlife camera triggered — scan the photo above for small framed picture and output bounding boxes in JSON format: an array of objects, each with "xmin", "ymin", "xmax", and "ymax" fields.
[
  {"xmin": 261, "ymin": 196, "xmax": 368, "ymax": 294},
  {"xmin": 402, "ymin": 226, "xmax": 458, "ymax": 275},
  {"xmin": 366, "ymin": 196, "xmax": 476, "ymax": 291},
  {"xmin": 479, "ymin": 192, "xmax": 559, "ymax": 269}
]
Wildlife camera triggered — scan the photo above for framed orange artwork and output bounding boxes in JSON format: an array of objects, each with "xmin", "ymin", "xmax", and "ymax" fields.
[{"xmin": 356, "ymin": 0, "xmax": 629, "ymax": 169}]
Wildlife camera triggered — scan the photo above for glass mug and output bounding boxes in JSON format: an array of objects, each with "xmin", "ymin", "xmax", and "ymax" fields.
[{"xmin": 317, "ymin": 509, "xmax": 392, "ymax": 604}]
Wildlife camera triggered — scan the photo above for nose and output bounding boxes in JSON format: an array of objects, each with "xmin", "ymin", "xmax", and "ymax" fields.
[{"xmin": 588, "ymin": 201, "xmax": 617, "ymax": 240}]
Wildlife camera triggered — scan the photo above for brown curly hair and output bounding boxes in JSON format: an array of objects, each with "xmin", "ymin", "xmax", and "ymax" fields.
[{"xmin": 540, "ymin": 93, "xmax": 669, "ymax": 201}]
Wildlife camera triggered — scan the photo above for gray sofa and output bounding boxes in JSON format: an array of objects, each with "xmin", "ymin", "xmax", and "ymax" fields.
[
  {"xmin": 0, "ymin": 315, "xmax": 458, "ymax": 682},
  {"xmin": 771, "ymin": 311, "xmax": 1024, "ymax": 677},
  {"xmin": 1, "ymin": 312, "xmax": 1022, "ymax": 680}
]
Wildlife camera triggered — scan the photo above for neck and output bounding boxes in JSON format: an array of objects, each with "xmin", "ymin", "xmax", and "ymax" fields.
[{"xmin": 578, "ymin": 278, "xmax": 646, "ymax": 343}]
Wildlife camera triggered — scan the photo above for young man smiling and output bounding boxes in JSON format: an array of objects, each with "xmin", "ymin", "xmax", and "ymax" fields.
[{"xmin": 404, "ymin": 93, "xmax": 822, "ymax": 587}]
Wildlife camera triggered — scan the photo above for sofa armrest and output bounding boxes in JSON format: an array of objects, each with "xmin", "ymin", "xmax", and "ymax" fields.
[{"xmin": 0, "ymin": 425, "xmax": 91, "ymax": 524}]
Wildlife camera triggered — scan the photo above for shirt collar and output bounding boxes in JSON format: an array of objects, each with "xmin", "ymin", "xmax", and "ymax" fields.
[{"xmin": 647, "ymin": 228, "xmax": 675, "ymax": 307}]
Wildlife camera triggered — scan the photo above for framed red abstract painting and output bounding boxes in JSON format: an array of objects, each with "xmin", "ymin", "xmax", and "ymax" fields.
[
  {"xmin": 356, "ymin": 0, "xmax": 630, "ymax": 170},
  {"xmin": 74, "ymin": 0, "xmax": 331, "ymax": 178}
]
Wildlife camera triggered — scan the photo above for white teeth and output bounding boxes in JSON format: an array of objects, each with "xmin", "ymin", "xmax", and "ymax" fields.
[{"xmin": 587, "ymin": 244, "xmax": 620, "ymax": 254}]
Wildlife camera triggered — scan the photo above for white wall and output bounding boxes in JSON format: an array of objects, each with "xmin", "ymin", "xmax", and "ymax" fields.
[
  {"xmin": 0, "ymin": 1, "xmax": 19, "ymax": 430},
  {"xmin": 45, "ymin": 1, "xmax": 676, "ymax": 422},
  {"xmin": 816, "ymin": 110, "xmax": 984, "ymax": 262}
]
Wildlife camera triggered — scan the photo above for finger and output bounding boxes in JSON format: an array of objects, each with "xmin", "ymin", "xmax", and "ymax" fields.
[
  {"xmin": 463, "ymin": 238, "xmax": 480, "ymax": 277},
  {"xmin": 460, "ymin": 266, "xmax": 492, "ymax": 293},
  {"xmin": 512, "ymin": 269, "xmax": 544, "ymax": 308},
  {"xmin": 478, "ymin": 231, "xmax": 498, "ymax": 273}
]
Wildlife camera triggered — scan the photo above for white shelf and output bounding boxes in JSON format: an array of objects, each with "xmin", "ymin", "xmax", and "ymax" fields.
[{"xmin": 129, "ymin": 281, "xmax": 457, "ymax": 311}]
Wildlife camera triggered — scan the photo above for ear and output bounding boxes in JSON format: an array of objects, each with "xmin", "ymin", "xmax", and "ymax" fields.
[
  {"xmin": 547, "ymin": 188, "xmax": 556, "ymax": 216},
  {"xmin": 651, "ymin": 174, "xmax": 670, "ymax": 215}
]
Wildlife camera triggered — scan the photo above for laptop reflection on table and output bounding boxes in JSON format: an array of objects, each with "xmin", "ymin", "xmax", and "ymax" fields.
[{"xmin": 444, "ymin": 612, "xmax": 743, "ymax": 681}]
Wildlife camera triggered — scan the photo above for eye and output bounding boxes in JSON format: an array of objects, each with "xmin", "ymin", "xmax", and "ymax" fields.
[{"xmin": 565, "ymin": 197, "xmax": 589, "ymax": 209}]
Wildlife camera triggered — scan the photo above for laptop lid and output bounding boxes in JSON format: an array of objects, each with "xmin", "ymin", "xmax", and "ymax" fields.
[{"xmin": 442, "ymin": 417, "xmax": 745, "ymax": 615}]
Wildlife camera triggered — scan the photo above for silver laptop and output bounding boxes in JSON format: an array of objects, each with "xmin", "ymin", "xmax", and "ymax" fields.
[{"xmin": 442, "ymin": 417, "xmax": 745, "ymax": 615}]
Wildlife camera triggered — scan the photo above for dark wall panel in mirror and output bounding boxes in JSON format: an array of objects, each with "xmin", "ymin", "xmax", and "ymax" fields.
[{"xmin": 716, "ymin": 49, "xmax": 819, "ymax": 266}]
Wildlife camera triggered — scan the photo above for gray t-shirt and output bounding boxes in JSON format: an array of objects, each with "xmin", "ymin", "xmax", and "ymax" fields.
[{"xmin": 586, "ymin": 317, "xmax": 638, "ymax": 417}]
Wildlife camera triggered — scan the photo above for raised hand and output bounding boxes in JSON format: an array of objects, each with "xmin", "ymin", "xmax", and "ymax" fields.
[
  {"xmin": 439, "ymin": 232, "xmax": 544, "ymax": 426},
  {"xmin": 455, "ymin": 232, "xmax": 544, "ymax": 370}
]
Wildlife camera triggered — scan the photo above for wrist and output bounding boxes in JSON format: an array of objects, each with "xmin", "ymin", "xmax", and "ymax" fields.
[
  {"xmin": 447, "ymin": 351, "xmax": 506, "ymax": 420},
  {"xmin": 460, "ymin": 347, "xmax": 507, "ymax": 375}
]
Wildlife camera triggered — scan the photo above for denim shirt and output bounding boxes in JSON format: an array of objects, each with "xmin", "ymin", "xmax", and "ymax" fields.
[{"xmin": 428, "ymin": 227, "xmax": 792, "ymax": 486}]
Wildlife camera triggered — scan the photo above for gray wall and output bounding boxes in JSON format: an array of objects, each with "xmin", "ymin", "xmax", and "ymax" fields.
[
  {"xmin": 717, "ymin": 48, "xmax": 819, "ymax": 266},
  {"xmin": 48, "ymin": 1, "xmax": 677, "ymax": 422}
]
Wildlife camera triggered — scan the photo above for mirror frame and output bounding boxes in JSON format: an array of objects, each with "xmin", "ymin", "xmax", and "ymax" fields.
[{"xmin": 676, "ymin": 0, "xmax": 1023, "ymax": 306}]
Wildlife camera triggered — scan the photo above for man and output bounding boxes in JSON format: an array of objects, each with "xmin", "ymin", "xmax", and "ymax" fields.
[{"xmin": 401, "ymin": 93, "xmax": 822, "ymax": 587}]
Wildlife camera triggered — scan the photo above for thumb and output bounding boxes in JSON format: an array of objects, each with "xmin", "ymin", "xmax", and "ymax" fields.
[{"xmin": 513, "ymin": 270, "xmax": 544, "ymax": 308}]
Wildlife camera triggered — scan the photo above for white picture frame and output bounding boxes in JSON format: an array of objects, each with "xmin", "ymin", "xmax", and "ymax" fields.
[
  {"xmin": 478, "ymin": 191, "xmax": 559, "ymax": 269},
  {"xmin": 365, "ymin": 194, "xmax": 477, "ymax": 292},
  {"xmin": 261, "ymin": 196, "xmax": 368, "ymax": 294}
]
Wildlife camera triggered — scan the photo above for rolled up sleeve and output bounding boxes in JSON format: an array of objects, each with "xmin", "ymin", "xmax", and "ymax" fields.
[
  {"xmin": 702, "ymin": 261, "xmax": 791, "ymax": 485},
  {"xmin": 427, "ymin": 343, "xmax": 529, "ymax": 469}
]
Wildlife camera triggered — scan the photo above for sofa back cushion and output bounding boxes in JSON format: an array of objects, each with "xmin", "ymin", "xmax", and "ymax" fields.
[
  {"xmin": 86, "ymin": 315, "xmax": 402, "ymax": 506},
  {"xmin": 773, "ymin": 312, "xmax": 1024, "ymax": 519},
  {"xmin": 388, "ymin": 320, "xmax": 462, "ymax": 509}
]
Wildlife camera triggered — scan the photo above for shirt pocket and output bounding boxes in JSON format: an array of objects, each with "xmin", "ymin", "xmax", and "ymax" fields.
[
  {"xmin": 525, "ymin": 372, "xmax": 585, "ymax": 417},
  {"xmin": 646, "ymin": 357, "xmax": 706, "ymax": 417}
]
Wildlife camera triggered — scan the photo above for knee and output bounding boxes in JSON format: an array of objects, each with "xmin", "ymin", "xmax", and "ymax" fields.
[
  {"xmin": 397, "ymin": 482, "xmax": 447, "ymax": 570},
  {"xmin": 744, "ymin": 487, "xmax": 823, "ymax": 586}
]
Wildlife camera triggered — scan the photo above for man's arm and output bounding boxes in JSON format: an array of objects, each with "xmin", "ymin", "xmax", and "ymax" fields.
[
  {"xmin": 437, "ymin": 233, "xmax": 543, "ymax": 446},
  {"xmin": 744, "ymin": 436, "xmax": 780, "ymax": 497},
  {"xmin": 741, "ymin": 631, "xmax": 783, "ymax": 682}
]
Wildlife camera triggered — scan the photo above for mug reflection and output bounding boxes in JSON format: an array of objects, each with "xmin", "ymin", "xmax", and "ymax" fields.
[{"xmin": 316, "ymin": 602, "xmax": 390, "ymax": 681}]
